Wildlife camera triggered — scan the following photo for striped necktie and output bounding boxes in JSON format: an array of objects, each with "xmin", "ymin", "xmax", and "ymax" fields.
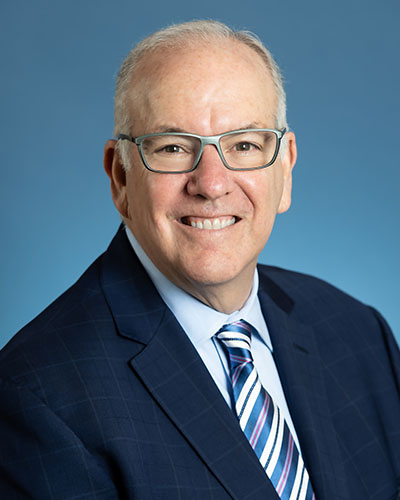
[{"xmin": 217, "ymin": 319, "xmax": 315, "ymax": 500}]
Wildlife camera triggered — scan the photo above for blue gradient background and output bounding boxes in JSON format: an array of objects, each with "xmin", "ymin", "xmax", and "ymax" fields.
[{"xmin": 1, "ymin": 0, "xmax": 399, "ymax": 348}]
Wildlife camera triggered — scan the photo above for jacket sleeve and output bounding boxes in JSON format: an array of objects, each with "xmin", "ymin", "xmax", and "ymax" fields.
[
  {"xmin": 0, "ymin": 378, "xmax": 117, "ymax": 500},
  {"xmin": 368, "ymin": 306, "xmax": 400, "ymax": 480},
  {"xmin": 369, "ymin": 306, "xmax": 400, "ymax": 390}
]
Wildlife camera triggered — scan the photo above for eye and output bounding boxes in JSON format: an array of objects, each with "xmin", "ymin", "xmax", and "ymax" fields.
[
  {"xmin": 158, "ymin": 144, "xmax": 185, "ymax": 154},
  {"xmin": 234, "ymin": 142, "xmax": 259, "ymax": 152}
]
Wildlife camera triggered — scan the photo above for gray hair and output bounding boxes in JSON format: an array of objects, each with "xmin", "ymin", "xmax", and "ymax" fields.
[{"xmin": 114, "ymin": 20, "xmax": 288, "ymax": 169}]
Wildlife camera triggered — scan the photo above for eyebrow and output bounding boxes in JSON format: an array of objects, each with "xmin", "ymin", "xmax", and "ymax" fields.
[
  {"xmin": 154, "ymin": 122, "xmax": 269, "ymax": 134},
  {"xmin": 154, "ymin": 126, "xmax": 186, "ymax": 133}
]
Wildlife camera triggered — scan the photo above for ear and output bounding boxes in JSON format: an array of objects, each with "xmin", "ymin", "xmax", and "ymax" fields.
[
  {"xmin": 277, "ymin": 131, "xmax": 297, "ymax": 214},
  {"xmin": 104, "ymin": 140, "xmax": 129, "ymax": 218}
]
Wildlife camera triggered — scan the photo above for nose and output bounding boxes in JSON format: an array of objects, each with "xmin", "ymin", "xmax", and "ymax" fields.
[{"xmin": 186, "ymin": 145, "xmax": 235, "ymax": 200}]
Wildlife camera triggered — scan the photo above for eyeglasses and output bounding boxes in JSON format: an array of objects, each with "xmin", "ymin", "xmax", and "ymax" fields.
[{"xmin": 118, "ymin": 128, "xmax": 286, "ymax": 173}]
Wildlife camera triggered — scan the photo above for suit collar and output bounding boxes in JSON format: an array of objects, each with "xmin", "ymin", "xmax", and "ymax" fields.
[{"xmin": 100, "ymin": 226, "xmax": 166, "ymax": 345}]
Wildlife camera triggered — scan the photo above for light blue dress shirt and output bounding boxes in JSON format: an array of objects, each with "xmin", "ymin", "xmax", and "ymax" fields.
[{"xmin": 125, "ymin": 227, "xmax": 300, "ymax": 449}]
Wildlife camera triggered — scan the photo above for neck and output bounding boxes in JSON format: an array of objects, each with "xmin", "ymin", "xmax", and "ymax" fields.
[{"xmin": 174, "ymin": 271, "xmax": 255, "ymax": 314}]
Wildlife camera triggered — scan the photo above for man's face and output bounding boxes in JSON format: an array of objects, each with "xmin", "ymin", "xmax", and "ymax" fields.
[{"xmin": 106, "ymin": 41, "xmax": 296, "ymax": 309}]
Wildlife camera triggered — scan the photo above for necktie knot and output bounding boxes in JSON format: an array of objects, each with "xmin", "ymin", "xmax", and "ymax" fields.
[
  {"xmin": 216, "ymin": 319, "xmax": 254, "ymax": 372},
  {"xmin": 216, "ymin": 319, "xmax": 253, "ymax": 348}
]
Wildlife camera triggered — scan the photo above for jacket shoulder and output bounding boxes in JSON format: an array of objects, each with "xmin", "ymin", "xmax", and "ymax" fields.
[
  {"xmin": 258, "ymin": 264, "xmax": 399, "ymax": 363},
  {"xmin": 0, "ymin": 256, "xmax": 109, "ymax": 384}
]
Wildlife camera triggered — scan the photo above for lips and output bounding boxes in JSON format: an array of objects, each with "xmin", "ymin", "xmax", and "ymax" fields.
[{"xmin": 181, "ymin": 216, "xmax": 237, "ymax": 230}]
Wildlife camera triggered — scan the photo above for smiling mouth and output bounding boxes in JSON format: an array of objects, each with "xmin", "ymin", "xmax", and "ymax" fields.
[{"xmin": 181, "ymin": 216, "xmax": 238, "ymax": 230}]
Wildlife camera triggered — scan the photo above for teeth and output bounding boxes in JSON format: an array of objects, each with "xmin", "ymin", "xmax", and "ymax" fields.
[
  {"xmin": 212, "ymin": 219, "xmax": 221, "ymax": 230},
  {"xmin": 188, "ymin": 217, "xmax": 236, "ymax": 230},
  {"xmin": 221, "ymin": 219, "xmax": 232, "ymax": 229}
]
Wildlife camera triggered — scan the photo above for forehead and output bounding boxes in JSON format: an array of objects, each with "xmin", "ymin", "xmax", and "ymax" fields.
[{"xmin": 129, "ymin": 40, "xmax": 277, "ymax": 134}]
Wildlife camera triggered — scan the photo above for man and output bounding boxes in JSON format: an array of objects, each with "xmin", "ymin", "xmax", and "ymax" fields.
[{"xmin": 1, "ymin": 20, "xmax": 399, "ymax": 500}]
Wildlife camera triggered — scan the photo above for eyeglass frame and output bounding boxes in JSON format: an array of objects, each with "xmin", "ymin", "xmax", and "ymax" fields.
[{"xmin": 117, "ymin": 127, "xmax": 287, "ymax": 174}]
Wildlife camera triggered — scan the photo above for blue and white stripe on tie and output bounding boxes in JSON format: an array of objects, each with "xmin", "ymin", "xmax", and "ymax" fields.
[{"xmin": 217, "ymin": 319, "xmax": 315, "ymax": 500}]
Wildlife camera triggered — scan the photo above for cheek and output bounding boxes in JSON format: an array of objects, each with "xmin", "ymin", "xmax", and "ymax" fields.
[
  {"xmin": 150, "ymin": 177, "xmax": 182, "ymax": 216},
  {"xmin": 246, "ymin": 167, "xmax": 285, "ymax": 216},
  {"xmin": 125, "ymin": 168, "xmax": 154, "ymax": 220},
  {"xmin": 128, "ymin": 171, "xmax": 185, "ymax": 225}
]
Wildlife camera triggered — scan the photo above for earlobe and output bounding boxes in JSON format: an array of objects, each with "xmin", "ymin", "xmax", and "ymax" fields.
[
  {"xmin": 277, "ymin": 131, "xmax": 297, "ymax": 214},
  {"xmin": 103, "ymin": 140, "xmax": 129, "ymax": 218}
]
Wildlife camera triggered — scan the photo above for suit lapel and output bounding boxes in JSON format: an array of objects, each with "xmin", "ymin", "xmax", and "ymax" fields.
[
  {"xmin": 258, "ymin": 272, "xmax": 349, "ymax": 500},
  {"xmin": 101, "ymin": 228, "xmax": 279, "ymax": 500},
  {"xmin": 130, "ymin": 309, "xmax": 281, "ymax": 500}
]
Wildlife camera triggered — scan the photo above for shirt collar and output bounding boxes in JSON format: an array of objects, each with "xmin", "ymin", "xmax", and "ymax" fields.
[{"xmin": 125, "ymin": 226, "xmax": 272, "ymax": 352}]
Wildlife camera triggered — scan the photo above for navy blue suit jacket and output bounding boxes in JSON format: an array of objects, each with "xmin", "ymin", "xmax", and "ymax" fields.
[{"xmin": 1, "ymin": 227, "xmax": 400, "ymax": 499}]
